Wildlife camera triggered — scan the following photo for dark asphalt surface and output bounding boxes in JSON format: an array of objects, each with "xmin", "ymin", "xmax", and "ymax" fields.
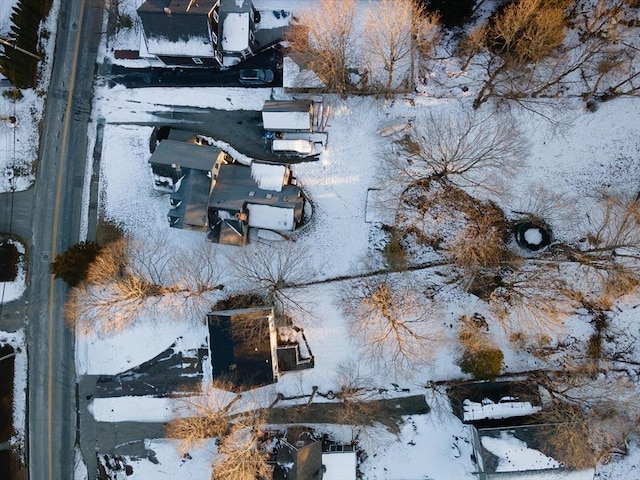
[
  {"xmin": 26, "ymin": 0, "xmax": 104, "ymax": 478},
  {"xmin": 107, "ymin": 47, "xmax": 283, "ymax": 89}
]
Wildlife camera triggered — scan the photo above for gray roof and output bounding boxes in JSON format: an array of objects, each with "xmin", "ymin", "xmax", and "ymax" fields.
[
  {"xmin": 137, "ymin": 0, "xmax": 213, "ymax": 43},
  {"xmin": 149, "ymin": 139, "xmax": 223, "ymax": 171},
  {"xmin": 218, "ymin": 0, "xmax": 252, "ymax": 15},
  {"xmin": 263, "ymin": 100, "xmax": 313, "ymax": 113},
  {"xmin": 209, "ymin": 161, "xmax": 303, "ymax": 213},
  {"xmin": 168, "ymin": 169, "xmax": 211, "ymax": 231},
  {"xmin": 277, "ymin": 427, "xmax": 323, "ymax": 480}
]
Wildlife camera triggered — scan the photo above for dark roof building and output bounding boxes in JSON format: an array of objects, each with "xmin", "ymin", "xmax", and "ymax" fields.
[
  {"xmin": 276, "ymin": 427, "xmax": 323, "ymax": 480},
  {"xmin": 168, "ymin": 169, "xmax": 212, "ymax": 231},
  {"xmin": 148, "ymin": 139, "xmax": 225, "ymax": 193},
  {"xmin": 137, "ymin": 0, "xmax": 220, "ymax": 66},
  {"xmin": 206, "ymin": 307, "xmax": 278, "ymax": 388},
  {"xmin": 136, "ymin": 0, "xmax": 270, "ymax": 67},
  {"xmin": 147, "ymin": 136, "xmax": 306, "ymax": 245},
  {"xmin": 274, "ymin": 427, "xmax": 357, "ymax": 480},
  {"xmin": 207, "ymin": 157, "xmax": 305, "ymax": 245}
]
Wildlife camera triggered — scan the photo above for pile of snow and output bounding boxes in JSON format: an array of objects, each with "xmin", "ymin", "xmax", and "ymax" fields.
[
  {"xmin": 251, "ymin": 162, "xmax": 286, "ymax": 191},
  {"xmin": 524, "ymin": 228, "xmax": 543, "ymax": 246},
  {"xmin": 463, "ymin": 398, "xmax": 542, "ymax": 422},
  {"xmin": 481, "ymin": 431, "xmax": 560, "ymax": 472},
  {"xmin": 98, "ymin": 439, "xmax": 216, "ymax": 480}
]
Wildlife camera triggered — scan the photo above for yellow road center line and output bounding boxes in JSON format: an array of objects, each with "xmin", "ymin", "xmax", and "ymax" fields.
[{"xmin": 48, "ymin": 1, "xmax": 87, "ymax": 478}]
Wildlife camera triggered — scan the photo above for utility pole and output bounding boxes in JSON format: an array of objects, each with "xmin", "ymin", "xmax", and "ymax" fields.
[{"xmin": 0, "ymin": 37, "xmax": 41, "ymax": 60}]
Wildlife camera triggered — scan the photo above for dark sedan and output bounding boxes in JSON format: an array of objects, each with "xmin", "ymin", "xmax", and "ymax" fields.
[{"xmin": 239, "ymin": 68, "xmax": 275, "ymax": 86}]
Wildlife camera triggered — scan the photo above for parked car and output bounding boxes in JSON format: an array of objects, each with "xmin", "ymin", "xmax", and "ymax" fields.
[{"xmin": 239, "ymin": 68, "xmax": 274, "ymax": 86}]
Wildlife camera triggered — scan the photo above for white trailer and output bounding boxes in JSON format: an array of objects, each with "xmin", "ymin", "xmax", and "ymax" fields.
[{"xmin": 271, "ymin": 138, "xmax": 314, "ymax": 156}]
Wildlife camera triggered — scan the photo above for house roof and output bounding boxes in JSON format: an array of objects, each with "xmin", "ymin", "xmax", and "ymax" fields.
[
  {"xmin": 221, "ymin": 12, "xmax": 249, "ymax": 52},
  {"xmin": 217, "ymin": 0, "xmax": 253, "ymax": 53},
  {"xmin": 262, "ymin": 100, "xmax": 314, "ymax": 114},
  {"xmin": 322, "ymin": 451, "xmax": 357, "ymax": 480},
  {"xmin": 146, "ymin": 36, "xmax": 214, "ymax": 57},
  {"xmin": 278, "ymin": 427, "xmax": 323, "ymax": 480},
  {"xmin": 206, "ymin": 307, "xmax": 277, "ymax": 388},
  {"xmin": 168, "ymin": 169, "xmax": 211, "ymax": 231},
  {"xmin": 208, "ymin": 161, "xmax": 303, "ymax": 214},
  {"xmin": 138, "ymin": 0, "xmax": 214, "ymax": 49},
  {"xmin": 148, "ymin": 139, "xmax": 223, "ymax": 171},
  {"xmin": 246, "ymin": 203, "xmax": 295, "ymax": 230},
  {"xmin": 262, "ymin": 100, "xmax": 313, "ymax": 132},
  {"xmin": 276, "ymin": 344, "xmax": 313, "ymax": 372},
  {"xmin": 251, "ymin": 163, "xmax": 287, "ymax": 192}
]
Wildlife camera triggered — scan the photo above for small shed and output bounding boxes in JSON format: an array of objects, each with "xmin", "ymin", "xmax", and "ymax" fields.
[{"xmin": 262, "ymin": 100, "xmax": 314, "ymax": 132}]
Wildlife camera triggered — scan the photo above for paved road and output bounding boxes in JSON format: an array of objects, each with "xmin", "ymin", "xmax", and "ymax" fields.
[{"xmin": 27, "ymin": 0, "xmax": 103, "ymax": 479}]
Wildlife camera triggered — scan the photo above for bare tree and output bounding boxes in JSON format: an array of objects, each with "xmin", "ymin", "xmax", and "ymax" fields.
[
  {"xmin": 284, "ymin": 0, "xmax": 358, "ymax": 96},
  {"xmin": 213, "ymin": 412, "xmax": 271, "ymax": 480},
  {"xmin": 482, "ymin": 195, "xmax": 640, "ymax": 334},
  {"xmin": 447, "ymin": 204, "xmax": 511, "ymax": 276},
  {"xmin": 332, "ymin": 357, "xmax": 375, "ymax": 399},
  {"xmin": 167, "ymin": 382, "xmax": 271, "ymax": 480},
  {"xmin": 338, "ymin": 274, "xmax": 443, "ymax": 378},
  {"xmin": 226, "ymin": 243, "xmax": 316, "ymax": 314},
  {"xmin": 462, "ymin": 0, "xmax": 640, "ymax": 109},
  {"xmin": 361, "ymin": 0, "xmax": 439, "ymax": 95},
  {"xmin": 390, "ymin": 111, "xmax": 528, "ymax": 195},
  {"xmin": 533, "ymin": 370, "xmax": 640, "ymax": 467},
  {"xmin": 561, "ymin": 195, "xmax": 640, "ymax": 298},
  {"xmin": 66, "ymin": 237, "xmax": 224, "ymax": 335},
  {"xmin": 487, "ymin": 0, "xmax": 567, "ymax": 65},
  {"xmin": 487, "ymin": 262, "xmax": 578, "ymax": 333},
  {"xmin": 166, "ymin": 380, "xmax": 241, "ymax": 452}
]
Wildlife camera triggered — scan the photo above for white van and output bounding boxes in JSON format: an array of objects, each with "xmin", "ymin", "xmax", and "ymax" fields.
[{"xmin": 271, "ymin": 139, "xmax": 314, "ymax": 156}]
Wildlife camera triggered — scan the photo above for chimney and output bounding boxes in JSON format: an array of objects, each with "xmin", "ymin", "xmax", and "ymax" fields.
[{"xmin": 163, "ymin": 7, "xmax": 172, "ymax": 14}]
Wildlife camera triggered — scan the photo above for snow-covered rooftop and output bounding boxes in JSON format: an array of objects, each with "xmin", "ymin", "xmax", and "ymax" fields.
[
  {"xmin": 146, "ymin": 35, "xmax": 214, "ymax": 57},
  {"xmin": 247, "ymin": 203, "xmax": 294, "ymax": 231},
  {"xmin": 322, "ymin": 451, "xmax": 357, "ymax": 480},
  {"xmin": 221, "ymin": 12, "xmax": 249, "ymax": 52},
  {"xmin": 250, "ymin": 162, "xmax": 286, "ymax": 191}
]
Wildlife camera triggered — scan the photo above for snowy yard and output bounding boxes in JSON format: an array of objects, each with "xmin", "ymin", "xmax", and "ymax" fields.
[
  {"xmin": 82, "ymin": 80, "xmax": 640, "ymax": 480},
  {"xmin": 75, "ymin": 0, "xmax": 640, "ymax": 477},
  {"xmin": 2, "ymin": 0, "xmax": 640, "ymax": 478}
]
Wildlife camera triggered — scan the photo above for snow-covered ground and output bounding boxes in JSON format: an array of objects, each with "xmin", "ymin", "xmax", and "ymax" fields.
[
  {"xmin": 0, "ymin": 330, "xmax": 27, "ymax": 452},
  {"xmin": 76, "ymin": 0, "xmax": 640, "ymax": 476},
  {"xmin": 3, "ymin": 0, "xmax": 640, "ymax": 478},
  {"xmin": 0, "ymin": 0, "xmax": 58, "ymax": 193},
  {"xmin": 83, "ymin": 82, "xmax": 640, "ymax": 480}
]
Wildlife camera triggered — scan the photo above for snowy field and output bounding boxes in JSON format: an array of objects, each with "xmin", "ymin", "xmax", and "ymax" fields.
[
  {"xmin": 75, "ymin": 0, "xmax": 640, "ymax": 478},
  {"xmin": 1, "ymin": 0, "xmax": 640, "ymax": 478},
  {"xmin": 83, "ymin": 86, "xmax": 640, "ymax": 480}
]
